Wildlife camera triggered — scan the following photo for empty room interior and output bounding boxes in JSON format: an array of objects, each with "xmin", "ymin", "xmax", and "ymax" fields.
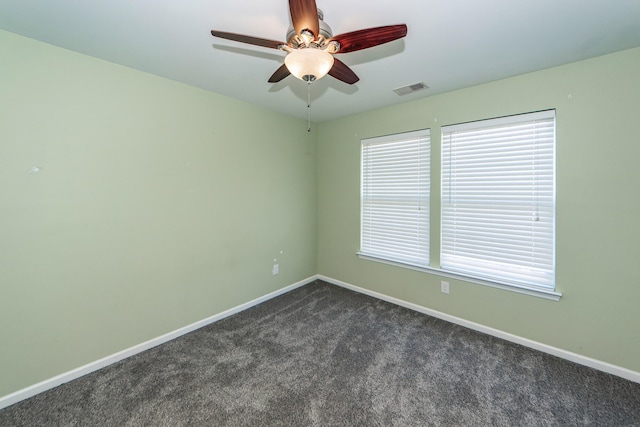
[{"xmin": 1, "ymin": 0, "xmax": 640, "ymax": 424}]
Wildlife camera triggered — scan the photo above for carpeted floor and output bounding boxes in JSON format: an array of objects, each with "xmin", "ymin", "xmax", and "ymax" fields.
[{"xmin": 1, "ymin": 280, "xmax": 639, "ymax": 426}]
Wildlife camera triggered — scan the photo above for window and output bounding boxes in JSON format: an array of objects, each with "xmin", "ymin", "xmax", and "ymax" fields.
[
  {"xmin": 358, "ymin": 111, "xmax": 557, "ymax": 297},
  {"xmin": 441, "ymin": 110, "xmax": 556, "ymax": 289},
  {"xmin": 359, "ymin": 129, "xmax": 430, "ymax": 268}
]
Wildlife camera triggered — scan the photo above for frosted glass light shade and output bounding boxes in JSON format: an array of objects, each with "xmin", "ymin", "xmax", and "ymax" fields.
[{"xmin": 284, "ymin": 48, "xmax": 334, "ymax": 81}]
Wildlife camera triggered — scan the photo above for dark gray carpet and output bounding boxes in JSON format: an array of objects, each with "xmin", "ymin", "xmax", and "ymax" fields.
[{"xmin": 1, "ymin": 280, "xmax": 639, "ymax": 426}]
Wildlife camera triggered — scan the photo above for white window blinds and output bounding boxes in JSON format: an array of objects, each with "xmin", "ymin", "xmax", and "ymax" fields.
[
  {"xmin": 441, "ymin": 110, "xmax": 555, "ymax": 289},
  {"xmin": 360, "ymin": 130, "xmax": 430, "ymax": 268}
]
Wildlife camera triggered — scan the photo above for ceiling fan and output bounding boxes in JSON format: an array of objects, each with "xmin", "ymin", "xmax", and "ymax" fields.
[{"xmin": 211, "ymin": 0, "xmax": 408, "ymax": 85}]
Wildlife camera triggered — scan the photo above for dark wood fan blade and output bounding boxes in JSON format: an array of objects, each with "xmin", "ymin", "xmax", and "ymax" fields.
[
  {"xmin": 211, "ymin": 30, "xmax": 285, "ymax": 50},
  {"xmin": 289, "ymin": 0, "xmax": 319, "ymax": 39},
  {"xmin": 330, "ymin": 24, "xmax": 408, "ymax": 54},
  {"xmin": 328, "ymin": 58, "xmax": 359, "ymax": 84},
  {"xmin": 268, "ymin": 64, "xmax": 291, "ymax": 83}
]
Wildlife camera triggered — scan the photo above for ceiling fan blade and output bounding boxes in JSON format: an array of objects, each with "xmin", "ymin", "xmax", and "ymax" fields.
[
  {"xmin": 211, "ymin": 30, "xmax": 285, "ymax": 50},
  {"xmin": 289, "ymin": 0, "xmax": 320, "ymax": 38},
  {"xmin": 268, "ymin": 64, "xmax": 292, "ymax": 83},
  {"xmin": 330, "ymin": 24, "xmax": 408, "ymax": 54},
  {"xmin": 328, "ymin": 58, "xmax": 360, "ymax": 85}
]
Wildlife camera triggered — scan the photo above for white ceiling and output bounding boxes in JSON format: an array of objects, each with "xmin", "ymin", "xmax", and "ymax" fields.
[{"xmin": 2, "ymin": 0, "xmax": 640, "ymax": 122}]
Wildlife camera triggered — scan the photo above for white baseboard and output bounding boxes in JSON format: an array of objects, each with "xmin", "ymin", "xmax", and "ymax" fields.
[
  {"xmin": 3, "ymin": 274, "xmax": 638, "ymax": 411},
  {"xmin": 317, "ymin": 274, "xmax": 640, "ymax": 384},
  {"xmin": 0, "ymin": 276, "xmax": 316, "ymax": 411}
]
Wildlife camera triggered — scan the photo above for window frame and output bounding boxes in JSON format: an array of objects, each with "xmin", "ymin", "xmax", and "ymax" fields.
[
  {"xmin": 440, "ymin": 110, "xmax": 556, "ymax": 291},
  {"xmin": 357, "ymin": 111, "xmax": 560, "ymax": 300},
  {"xmin": 358, "ymin": 129, "xmax": 431, "ymax": 269}
]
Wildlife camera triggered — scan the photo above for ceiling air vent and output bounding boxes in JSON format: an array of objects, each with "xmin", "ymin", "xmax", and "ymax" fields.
[{"xmin": 393, "ymin": 82, "xmax": 429, "ymax": 96}]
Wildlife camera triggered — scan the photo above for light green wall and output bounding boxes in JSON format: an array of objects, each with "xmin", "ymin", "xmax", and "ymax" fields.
[
  {"xmin": 2, "ymin": 27, "xmax": 639, "ymax": 400},
  {"xmin": 0, "ymin": 30, "xmax": 317, "ymax": 396},
  {"xmin": 317, "ymin": 47, "xmax": 640, "ymax": 372}
]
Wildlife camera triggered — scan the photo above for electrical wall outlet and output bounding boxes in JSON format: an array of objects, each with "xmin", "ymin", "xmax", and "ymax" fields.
[
  {"xmin": 272, "ymin": 264, "xmax": 279, "ymax": 275},
  {"xmin": 441, "ymin": 281, "xmax": 450, "ymax": 294}
]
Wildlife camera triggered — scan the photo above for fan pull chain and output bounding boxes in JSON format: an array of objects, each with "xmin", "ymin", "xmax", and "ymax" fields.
[{"xmin": 307, "ymin": 80, "xmax": 312, "ymax": 132}]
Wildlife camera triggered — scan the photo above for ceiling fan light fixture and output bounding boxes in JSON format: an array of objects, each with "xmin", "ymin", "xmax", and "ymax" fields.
[
  {"xmin": 211, "ymin": 2, "xmax": 407, "ymax": 86},
  {"xmin": 284, "ymin": 48, "xmax": 334, "ymax": 82}
]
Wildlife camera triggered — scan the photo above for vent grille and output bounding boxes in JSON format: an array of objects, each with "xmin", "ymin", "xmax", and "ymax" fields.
[{"xmin": 393, "ymin": 82, "xmax": 429, "ymax": 96}]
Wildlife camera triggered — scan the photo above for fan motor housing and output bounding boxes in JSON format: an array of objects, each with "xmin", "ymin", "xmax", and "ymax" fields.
[{"xmin": 286, "ymin": 9, "xmax": 333, "ymax": 45}]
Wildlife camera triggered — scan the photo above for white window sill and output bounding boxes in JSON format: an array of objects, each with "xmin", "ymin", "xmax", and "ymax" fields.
[{"xmin": 357, "ymin": 252, "xmax": 562, "ymax": 301}]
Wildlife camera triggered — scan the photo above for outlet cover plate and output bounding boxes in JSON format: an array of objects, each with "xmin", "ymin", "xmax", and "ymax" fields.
[{"xmin": 441, "ymin": 281, "xmax": 450, "ymax": 294}]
